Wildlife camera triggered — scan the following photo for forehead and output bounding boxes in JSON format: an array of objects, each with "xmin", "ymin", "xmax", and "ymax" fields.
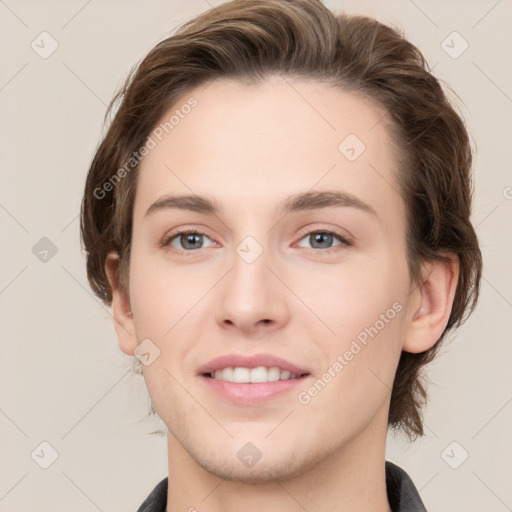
[{"xmin": 134, "ymin": 77, "xmax": 402, "ymax": 222}]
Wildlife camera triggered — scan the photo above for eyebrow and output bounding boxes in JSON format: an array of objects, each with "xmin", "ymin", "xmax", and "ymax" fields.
[{"xmin": 144, "ymin": 190, "xmax": 377, "ymax": 218}]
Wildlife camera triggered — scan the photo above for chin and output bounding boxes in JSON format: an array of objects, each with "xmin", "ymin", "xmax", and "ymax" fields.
[{"xmin": 190, "ymin": 448, "xmax": 317, "ymax": 484}]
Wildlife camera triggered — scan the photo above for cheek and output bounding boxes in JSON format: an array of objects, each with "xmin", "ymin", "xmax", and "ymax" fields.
[
  {"xmin": 314, "ymin": 254, "xmax": 408, "ymax": 333},
  {"xmin": 296, "ymin": 267, "xmax": 407, "ymax": 431},
  {"xmin": 128, "ymin": 248, "xmax": 202, "ymax": 333},
  {"xmin": 308, "ymin": 251, "xmax": 409, "ymax": 396}
]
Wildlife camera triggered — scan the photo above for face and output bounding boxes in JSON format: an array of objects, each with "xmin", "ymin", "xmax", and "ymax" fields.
[{"xmin": 125, "ymin": 77, "xmax": 414, "ymax": 482}]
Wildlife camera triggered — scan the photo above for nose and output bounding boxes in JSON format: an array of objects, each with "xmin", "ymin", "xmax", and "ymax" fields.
[{"xmin": 216, "ymin": 239, "xmax": 290, "ymax": 337}]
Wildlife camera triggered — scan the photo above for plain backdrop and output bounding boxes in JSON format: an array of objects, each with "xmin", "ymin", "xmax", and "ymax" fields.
[{"xmin": 1, "ymin": 0, "xmax": 511, "ymax": 510}]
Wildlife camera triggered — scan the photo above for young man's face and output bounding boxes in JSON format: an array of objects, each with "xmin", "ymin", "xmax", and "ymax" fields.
[{"xmin": 119, "ymin": 77, "xmax": 416, "ymax": 482}]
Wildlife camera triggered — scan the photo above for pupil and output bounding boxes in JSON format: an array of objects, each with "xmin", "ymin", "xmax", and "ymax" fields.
[
  {"xmin": 312, "ymin": 233, "xmax": 332, "ymax": 248},
  {"xmin": 183, "ymin": 233, "xmax": 202, "ymax": 249}
]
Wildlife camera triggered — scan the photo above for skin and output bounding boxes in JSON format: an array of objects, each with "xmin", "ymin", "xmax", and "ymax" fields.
[{"xmin": 105, "ymin": 77, "xmax": 459, "ymax": 512}]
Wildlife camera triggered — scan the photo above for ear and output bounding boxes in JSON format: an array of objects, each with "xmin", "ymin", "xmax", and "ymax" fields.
[
  {"xmin": 104, "ymin": 252, "xmax": 138, "ymax": 356},
  {"xmin": 402, "ymin": 254, "xmax": 460, "ymax": 353}
]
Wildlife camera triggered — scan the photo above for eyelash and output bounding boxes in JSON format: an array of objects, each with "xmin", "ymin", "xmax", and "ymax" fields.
[{"xmin": 160, "ymin": 227, "xmax": 353, "ymax": 255}]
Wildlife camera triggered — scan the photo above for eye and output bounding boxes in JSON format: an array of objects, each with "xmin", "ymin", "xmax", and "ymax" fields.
[
  {"xmin": 160, "ymin": 228, "xmax": 352, "ymax": 253},
  {"xmin": 161, "ymin": 230, "xmax": 216, "ymax": 251},
  {"xmin": 296, "ymin": 229, "xmax": 352, "ymax": 251}
]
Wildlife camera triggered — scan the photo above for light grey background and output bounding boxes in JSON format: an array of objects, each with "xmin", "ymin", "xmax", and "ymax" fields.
[{"xmin": 1, "ymin": 0, "xmax": 511, "ymax": 510}]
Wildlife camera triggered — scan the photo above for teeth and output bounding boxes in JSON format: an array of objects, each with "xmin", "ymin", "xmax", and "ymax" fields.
[
  {"xmin": 249, "ymin": 366, "xmax": 268, "ymax": 383},
  {"xmin": 222, "ymin": 367, "xmax": 234, "ymax": 382},
  {"xmin": 209, "ymin": 366, "xmax": 302, "ymax": 383},
  {"xmin": 233, "ymin": 367, "xmax": 250, "ymax": 383}
]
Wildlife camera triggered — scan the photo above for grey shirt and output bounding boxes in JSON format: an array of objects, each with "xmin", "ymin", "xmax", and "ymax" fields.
[{"xmin": 136, "ymin": 461, "xmax": 427, "ymax": 512}]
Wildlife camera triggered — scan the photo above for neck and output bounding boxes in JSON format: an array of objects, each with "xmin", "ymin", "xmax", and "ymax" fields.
[{"xmin": 165, "ymin": 406, "xmax": 392, "ymax": 512}]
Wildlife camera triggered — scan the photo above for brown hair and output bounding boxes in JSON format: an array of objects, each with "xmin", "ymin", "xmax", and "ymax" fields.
[{"xmin": 80, "ymin": 0, "xmax": 482, "ymax": 439}]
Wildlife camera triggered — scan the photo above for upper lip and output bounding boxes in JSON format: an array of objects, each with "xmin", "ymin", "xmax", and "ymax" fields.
[{"xmin": 197, "ymin": 353, "xmax": 309, "ymax": 375}]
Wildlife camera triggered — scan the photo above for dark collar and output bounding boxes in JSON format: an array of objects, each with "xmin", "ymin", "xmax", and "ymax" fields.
[
  {"xmin": 137, "ymin": 461, "xmax": 427, "ymax": 512},
  {"xmin": 385, "ymin": 461, "xmax": 428, "ymax": 511}
]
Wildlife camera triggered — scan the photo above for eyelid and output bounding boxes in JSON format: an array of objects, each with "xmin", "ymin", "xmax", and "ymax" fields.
[
  {"xmin": 294, "ymin": 223, "xmax": 353, "ymax": 244},
  {"xmin": 160, "ymin": 227, "xmax": 217, "ymax": 253},
  {"xmin": 293, "ymin": 226, "xmax": 353, "ymax": 251},
  {"xmin": 160, "ymin": 224, "xmax": 354, "ymax": 253}
]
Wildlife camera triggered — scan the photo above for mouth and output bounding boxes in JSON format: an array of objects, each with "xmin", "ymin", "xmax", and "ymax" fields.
[
  {"xmin": 197, "ymin": 354, "xmax": 311, "ymax": 404},
  {"xmin": 203, "ymin": 366, "xmax": 308, "ymax": 383}
]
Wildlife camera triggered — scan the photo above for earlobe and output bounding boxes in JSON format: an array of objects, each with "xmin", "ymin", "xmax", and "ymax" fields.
[
  {"xmin": 402, "ymin": 254, "xmax": 460, "ymax": 354},
  {"xmin": 104, "ymin": 252, "xmax": 138, "ymax": 356}
]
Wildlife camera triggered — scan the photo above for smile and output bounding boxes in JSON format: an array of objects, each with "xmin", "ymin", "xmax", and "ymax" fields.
[{"xmin": 207, "ymin": 366, "xmax": 306, "ymax": 383}]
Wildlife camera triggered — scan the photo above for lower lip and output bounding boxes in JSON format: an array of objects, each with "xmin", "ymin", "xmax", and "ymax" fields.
[{"xmin": 199, "ymin": 374, "xmax": 309, "ymax": 404}]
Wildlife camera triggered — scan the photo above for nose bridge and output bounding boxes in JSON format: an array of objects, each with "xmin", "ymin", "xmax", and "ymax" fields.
[
  {"xmin": 217, "ymin": 231, "xmax": 289, "ymax": 331},
  {"xmin": 230, "ymin": 234, "xmax": 273, "ymax": 309}
]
